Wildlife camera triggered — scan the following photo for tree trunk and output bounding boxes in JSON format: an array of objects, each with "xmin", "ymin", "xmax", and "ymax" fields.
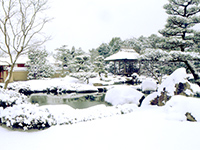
[
  {"xmin": 4, "ymin": 64, "xmax": 14, "ymax": 89},
  {"xmin": 184, "ymin": 60, "xmax": 200, "ymax": 86}
]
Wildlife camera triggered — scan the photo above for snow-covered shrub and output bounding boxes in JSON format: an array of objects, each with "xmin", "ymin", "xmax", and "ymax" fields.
[
  {"xmin": 0, "ymin": 89, "xmax": 56, "ymax": 130},
  {"xmin": 0, "ymin": 104, "xmax": 56, "ymax": 130},
  {"xmin": 70, "ymin": 72, "xmax": 97, "ymax": 83},
  {"xmin": 0, "ymin": 89, "xmax": 27, "ymax": 108},
  {"xmin": 141, "ymin": 78, "xmax": 157, "ymax": 93},
  {"xmin": 105, "ymin": 86, "xmax": 144, "ymax": 106}
]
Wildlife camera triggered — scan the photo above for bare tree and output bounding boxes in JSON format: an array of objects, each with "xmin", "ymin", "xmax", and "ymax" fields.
[{"xmin": 0, "ymin": 0, "xmax": 51, "ymax": 89}]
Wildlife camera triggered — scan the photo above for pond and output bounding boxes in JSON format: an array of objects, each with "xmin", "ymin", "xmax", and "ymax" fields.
[{"xmin": 29, "ymin": 93, "xmax": 110, "ymax": 109}]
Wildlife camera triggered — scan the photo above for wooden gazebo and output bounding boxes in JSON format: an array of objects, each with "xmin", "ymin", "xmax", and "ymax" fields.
[{"xmin": 105, "ymin": 48, "xmax": 140, "ymax": 76}]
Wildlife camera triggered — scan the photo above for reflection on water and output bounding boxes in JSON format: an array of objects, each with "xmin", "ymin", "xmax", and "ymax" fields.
[{"xmin": 29, "ymin": 93, "xmax": 109, "ymax": 109}]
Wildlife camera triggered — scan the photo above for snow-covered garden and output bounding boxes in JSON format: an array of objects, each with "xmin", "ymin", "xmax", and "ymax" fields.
[
  {"xmin": 1, "ymin": 68, "xmax": 200, "ymax": 149},
  {"xmin": 1, "ymin": 0, "xmax": 200, "ymax": 149}
]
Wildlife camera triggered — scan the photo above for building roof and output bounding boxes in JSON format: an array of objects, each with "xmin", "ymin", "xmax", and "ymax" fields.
[
  {"xmin": 0, "ymin": 55, "xmax": 29, "ymax": 66},
  {"xmin": 104, "ymin": 48, "xmax": 140, "ymax": 61}
]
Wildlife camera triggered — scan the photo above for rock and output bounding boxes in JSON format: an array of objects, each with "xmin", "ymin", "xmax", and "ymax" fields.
[
  {"xmin": 141, "ymin": 68, "xmax": 193, "ymax": 106},
  {"xmin": 105, "ymin": 86, "xmax": 145, "ymax": 106},
  {"xmin": 174, "ymin": 82, "xmax": 192, "ymax": 96},
  {"xmin": 93, "ymin": 83, "xmax": 104, "ymax": 86},
  {"xmin": 185, "ymin": 112, "xmax": 197, "ymax": 122},
  {"xmin": 18, "ymin": 88, "xmax": 34, "ymax": 96},
  {"xmin": 158, "ymin": 68, "xmax": 188, "ymax": 96},
  {"xmin": 150, "ymin": 88, "xmax": 171, "ymax": 106}
]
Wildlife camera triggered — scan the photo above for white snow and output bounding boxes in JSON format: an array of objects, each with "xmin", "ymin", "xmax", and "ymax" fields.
[
  {"xmin": 1, "ymin": 103, "xmax": 200, "ymax": 150},
  {"xmin": 3, "ymin": 76, "xmax": 98, "ymax": 92},
  {"xmin": 141, "ymin": 78, "xmax": 157, "ymax": 92},
  {"xmin": 1, "ymin": 68, "xmax": 200, "ymax": 150},
  {"xmin": 165, "ymin": 95, "xmax": 200, "ymax": 122},
  {"xmin": 105, "ymin": 85, "xmax": 144, "ymax": 105},
  {"xmin": 141, "ymin": 92, "xmax": 159, "ymax": 106},
  {"xmin": 158, "ymin": 67, "xmax": 187, "ymax": 96},
  {"xmin": 104, "ymin": 48, "xmax": 139, "ymax": 61}
]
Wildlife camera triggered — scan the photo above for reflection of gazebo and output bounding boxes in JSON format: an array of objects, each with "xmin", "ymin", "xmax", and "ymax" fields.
[{"xmin": 105, "ymin": 48, "xmax": 140, "ymax": 76}]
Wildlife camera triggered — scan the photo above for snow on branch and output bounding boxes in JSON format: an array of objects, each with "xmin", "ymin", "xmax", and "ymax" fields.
[{"xmin": 140, "ymin": 48, "xmax": 200, "ymax": 62}]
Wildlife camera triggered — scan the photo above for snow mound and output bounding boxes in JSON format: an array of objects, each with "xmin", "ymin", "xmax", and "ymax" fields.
[
  {"xmin": 165, "ymin": 95, "xmax": 200, "ymax": 122},
  {"xmin": 158, "ymin": 67, "xmax": 187, "ymax": 96},
  {"xmin": 105, "ymin": 86, "xmax": 144, "ymax": 106},
  {"xmin": 141, "ymin": 68, "xmax": 194, "ymax": 106},
  {"xmin": 141, "ymin": 78, "xmax": 157, "ymax": 92}
]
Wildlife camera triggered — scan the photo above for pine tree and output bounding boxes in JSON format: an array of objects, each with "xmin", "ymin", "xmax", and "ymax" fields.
[
  {"xmin": 54, "ymin": 45, "xmax": 72, "ymax": 75},
  {"xmin": 93, "ymin": 56, "xmax": 106, "ymax": 78},
  {"xmin": 26, "ymin": 49, "xmax": 55, "ymax": 80},
  {"xmin": 72, "ymin": 55, "xmax": 91, "ymax": 72},
  {"xmin": 159, "ymin": 0, "xmax": 200, "ymax": 85}
]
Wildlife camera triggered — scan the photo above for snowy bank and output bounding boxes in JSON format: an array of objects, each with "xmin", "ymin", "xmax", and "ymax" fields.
[{"xmin": 165, "ymin": 95, "xmax": 200, "ymax": 122}]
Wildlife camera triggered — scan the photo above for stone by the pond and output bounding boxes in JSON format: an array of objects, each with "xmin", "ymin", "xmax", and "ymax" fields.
[{"xmin": 105, "ymin": 86, "xmax": 144, "ymax": 106}]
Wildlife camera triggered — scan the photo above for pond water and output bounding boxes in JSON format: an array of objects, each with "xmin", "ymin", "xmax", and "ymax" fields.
[{"xmin": 29, "ymin": 93, "xmax": 110, "ymax": 109}]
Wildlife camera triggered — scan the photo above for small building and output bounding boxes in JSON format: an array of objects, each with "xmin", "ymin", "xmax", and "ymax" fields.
[
  {"xmin": 105, "ymin": 48, "xmax": 140, "ymax": 76},
  {"xmin": 0, "ymin": 55, "xmax": 67, "ymax": 83},
  {"xmin": 0, "ymin": 56, "xmax": 29, "ymax": 83}
]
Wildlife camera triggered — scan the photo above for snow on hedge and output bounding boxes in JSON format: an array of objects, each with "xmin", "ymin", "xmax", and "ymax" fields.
[
  {"xmin": 105, "ymin": 85, "xmax": 144, "ymax": 106},
  {"xmin": 0, "ymin": 88, "xmax": 27, "ymax": 108},
  {"xmin": 0, "ymin": 88, "xmax": 56, "ymax": 130},
  {"xmin": 0, "ymin": 104, "xmax": 56, "ymax": 130}
]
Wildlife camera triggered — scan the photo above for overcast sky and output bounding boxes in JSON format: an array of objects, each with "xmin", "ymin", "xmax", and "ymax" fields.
[{"xmin": 44, "ymin": 0, "xmax": 169, "ymax": 52}]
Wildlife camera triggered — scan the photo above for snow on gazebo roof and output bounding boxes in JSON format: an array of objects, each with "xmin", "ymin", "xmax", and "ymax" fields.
[{"xmin": 104, "ymin": 48, "xmax": 140, "ymax": 61}]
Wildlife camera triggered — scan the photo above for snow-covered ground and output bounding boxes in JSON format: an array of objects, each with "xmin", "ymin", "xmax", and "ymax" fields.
[
  {"xmin": 1, "ymin": 70, "xmax": 200, "ymax": 150},
  {"xmin": 1, "ymin": 104, "xmax": 200, "ymax": 150}
]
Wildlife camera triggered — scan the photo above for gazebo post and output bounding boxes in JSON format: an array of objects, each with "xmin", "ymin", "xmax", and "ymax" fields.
[
  {"xmin": 123, "ymin": 60, "xmax": 126, "ymax": 75},
  {"xmin": 114, "ymin": 61, "xmax": 116, "ymax": 75},
  {"xmin": 118, "ymin": 61, "xmax": 120, "ymax": 75}
]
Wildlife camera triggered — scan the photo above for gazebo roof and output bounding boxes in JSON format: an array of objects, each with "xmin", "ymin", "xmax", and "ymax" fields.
[{"xmin": 104, "ymin": 48, "xmax": 140, "ymax": 61}]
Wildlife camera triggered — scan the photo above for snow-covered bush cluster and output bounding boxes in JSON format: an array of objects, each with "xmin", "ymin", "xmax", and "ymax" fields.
[
  {"xmin": 0, "ymin": 88, "xmax": 27, "ymax": 108},
  {"xmin": 0, "ymin": 89, "xmax": 56, "ymax": 130},
  {"xmin": 0, "ymin": 104, "xmax": 56, "ymax": 130}
]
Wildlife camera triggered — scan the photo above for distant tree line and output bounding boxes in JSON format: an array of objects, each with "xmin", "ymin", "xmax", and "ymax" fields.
[{"xmin": 14, "ymin": 0, "xmax": 200, "ymax": 87}]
